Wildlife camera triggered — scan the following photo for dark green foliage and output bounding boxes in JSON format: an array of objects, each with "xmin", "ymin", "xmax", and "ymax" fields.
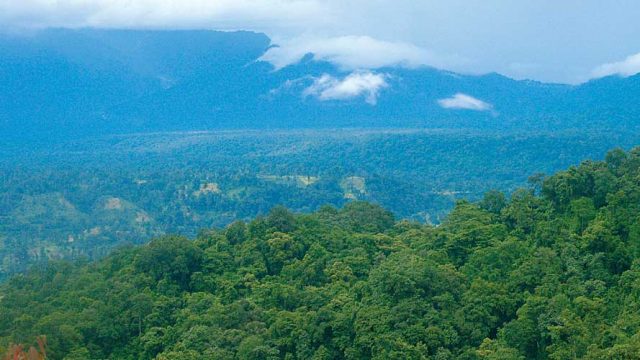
[
  {"xmin": 336, "ymin": 202, "xmax": 395, "ymax": 233},
  {"xmin": 2, "ymin": 129, "xmax": 640, "ymax": 280},
  {"xmin": 2, "ymin": 148, "xmax": 640, "ymax": 359},
  {"xmin": 479, "ymin": 190, "xmax": 507, "ymax": 214},
  {"xmin": 133, "ymin": 236, "xmax": 203, "ymax": 290}
]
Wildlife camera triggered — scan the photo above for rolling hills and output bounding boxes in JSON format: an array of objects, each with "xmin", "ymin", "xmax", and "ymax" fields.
[{"xmin": 2, "ymin": 148, "xmax": 640, "ymax": 359}]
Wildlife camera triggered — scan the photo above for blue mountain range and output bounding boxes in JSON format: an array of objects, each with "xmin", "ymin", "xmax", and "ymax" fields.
[{"xmin": 1, "ymin": 29, "xmax": 639, "ymax": 141}]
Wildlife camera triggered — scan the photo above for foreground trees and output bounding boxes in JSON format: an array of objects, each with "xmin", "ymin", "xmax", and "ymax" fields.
[{"xmin": 1, "ymin": 148, "xmax": 640, "ymax": 359}]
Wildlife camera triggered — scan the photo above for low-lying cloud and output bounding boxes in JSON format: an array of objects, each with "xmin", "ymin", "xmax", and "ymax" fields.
[
  {"xmin": 261, "ymin": 35, "xmax": 458, "ymax": 71},
  {"xmin": 437, "ymin": 93, "xmax": 492, "ymax": 111},
  {"xmin": 590, "ymin": 52, "xmax": 640, "ymax": 79},
  {"xmin": 303, "ymin": 71, "xmax": 389, "ymax": 105},
  {"xmin": 2, "ymin": 1, "xmax": 640, "ymax": 83}
]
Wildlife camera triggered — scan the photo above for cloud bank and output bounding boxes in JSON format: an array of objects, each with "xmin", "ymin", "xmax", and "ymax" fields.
[
  {"xmin": 0, "ymin": 0, "xmax": 325, "ymax": 30},
  {"xmin": 590, "ymin": 53, "xmax": 640, "ymax": 79},
  {"xmin": 437, "ymin": 93, "xmax": 492, "ymax": 111},
  {"xmin": 260, "ymin": 35, "xmax": 458, "ymax": 71},
  {"xmin": 2, "ymin": 1, "xmax": 640, "ymax": 83},
  {"xmin": 303, "ymin": 72, "xmax": 389, "ymax": 105}
]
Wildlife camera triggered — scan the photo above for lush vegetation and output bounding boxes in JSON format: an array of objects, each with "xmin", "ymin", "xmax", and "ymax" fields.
[
  {"xmin": 1, "ymin": 147, "xmax": 640, "ymax": 359},
  {"xmin": 2, "ymin": 129, "xmax": 639, "ymax": 280}
]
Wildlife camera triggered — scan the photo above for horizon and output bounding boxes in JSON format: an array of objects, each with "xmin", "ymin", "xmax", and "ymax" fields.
[
  {"xmin": 2, "ymin": 1, "xmax": 640, "ymax": 84},
  {"xmin": 3, "ymin": 3, "xmax": 640, "ymax": 359},
  {"xmin": 0, "ymin": 27, "xmax": 630, "ymax": 87}
]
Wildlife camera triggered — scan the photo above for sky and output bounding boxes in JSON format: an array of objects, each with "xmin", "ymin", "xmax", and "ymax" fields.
[{"xmin": 1, "ymin": 0, "xmax": 640, "ymax": 84}]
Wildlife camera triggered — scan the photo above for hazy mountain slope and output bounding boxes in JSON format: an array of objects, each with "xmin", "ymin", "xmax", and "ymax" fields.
[
  {"xmin": 0, "ymin": 29, "xmax": 271, "ymax": 138},
  {"xmin": 2, "ymin": 29, "xmax": 639, "ymax": 141}
]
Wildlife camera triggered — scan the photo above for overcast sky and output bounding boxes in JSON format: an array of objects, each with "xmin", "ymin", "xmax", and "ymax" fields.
[{"xmin": 1, "ymin": 0, "xmax": 640, "ymax": 84}]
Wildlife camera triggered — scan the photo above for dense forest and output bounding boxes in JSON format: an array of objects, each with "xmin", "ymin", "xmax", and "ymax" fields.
[
  {"xmin": 2, "ymin": 129, "xmax": 639, "ymax": 280},
  {"xmin": 1, "ymin": 147, "xmax": 640, "ymax": 359}
]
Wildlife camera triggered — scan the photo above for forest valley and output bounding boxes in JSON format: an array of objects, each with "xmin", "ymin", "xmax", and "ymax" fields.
[{"xmin": 1, "ymin": 147, "xmax": 640, "ymax": 359}]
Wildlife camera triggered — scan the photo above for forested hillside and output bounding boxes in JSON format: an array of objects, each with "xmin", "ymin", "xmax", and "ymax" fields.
[
  {"xmin": 2, "ymin": 147, "xmax": 640, "ymax": 359},
  {"xmin": 3, "ymin": 129, "xmax": 639, "ymax": 280}
]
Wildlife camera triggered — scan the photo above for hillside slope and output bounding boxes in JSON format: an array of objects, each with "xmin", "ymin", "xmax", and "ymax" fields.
[
  {"xmin": 2, "ymin": 147, "xmax": 640, "ymax": 359},
  {"xmin": 3, "ymin": 129, "xmax": 639, "ymax": 281}
]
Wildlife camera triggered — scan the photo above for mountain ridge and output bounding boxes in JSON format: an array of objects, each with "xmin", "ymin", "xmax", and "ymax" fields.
[{"xmin": 1, "ymin": 28, "xmax": 639, "ymax": 141}]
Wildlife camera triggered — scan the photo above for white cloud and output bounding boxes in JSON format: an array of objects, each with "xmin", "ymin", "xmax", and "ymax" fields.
[
  {"xmin": 0, "ymin": 1, "xmax": 463, "ymax": 74},
  {"xmin": 303, "ymin": 71, "xmax": 389, "ymax": 105},
  {"xmin": 260, "ymin": 35, "xmax": 460, "ymax": 71},
  {"xmin": 0, "ymin": 0, "xmax": 326, "ymax": 29},
  {"xmin": 590, "ymin": 52, "xmax": 640, "ymax": 79},
  {"xmin": 2, "ymin": 1, "xmax": 640, "ymax": 83},
  {"xmin": 437, "ymin": 93, "xmax": 492, "ymax": 111}
]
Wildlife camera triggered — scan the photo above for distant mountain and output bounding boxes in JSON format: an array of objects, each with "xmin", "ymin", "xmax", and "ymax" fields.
[{"xmin": 1, "ymin": 29, "xmax": 639, "ymax": 141}]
